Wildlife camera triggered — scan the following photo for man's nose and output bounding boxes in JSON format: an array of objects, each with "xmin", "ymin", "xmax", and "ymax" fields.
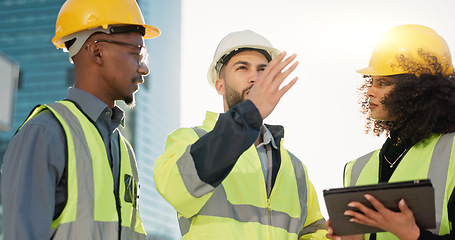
[
  {"xmin": 138, "ymin": 62, "xmax": 150, "ymax": 76},
  {"xmin": 249, "ymin": 71, "xmax": 260, "ymax": 84}
]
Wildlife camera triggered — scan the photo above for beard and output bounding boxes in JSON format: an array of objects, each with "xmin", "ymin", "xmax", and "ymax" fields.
[
  {"xmin": 225, "ymin": 85, "xmax": 253, "ymax": 109},
  {"xmin": 124, "ymin": 78, "xmax": 141, "ymax": 108},
  {"xmin": 124, "ymin": 95, "xmax": 136, "ymax": 108}
]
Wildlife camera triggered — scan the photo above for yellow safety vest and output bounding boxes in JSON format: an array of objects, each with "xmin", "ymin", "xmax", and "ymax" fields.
[
  {"xmin": 344, "ymin": 133, "xmax": 455, "ymax": 239},
  {"xmin": 155, "ymin": 111, "xmax": 327, "ymax": 240},
  {"xmin": 23, "ymin": 100, "xmax": 146, "ymax": 240}
]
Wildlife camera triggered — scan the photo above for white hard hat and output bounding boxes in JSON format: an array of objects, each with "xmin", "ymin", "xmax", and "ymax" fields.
[{"xmin": 207, "ymin": 30, "xmax": 281, "ymax": 88}]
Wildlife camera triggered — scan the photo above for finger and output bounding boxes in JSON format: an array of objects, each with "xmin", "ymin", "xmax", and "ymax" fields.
[
  {"xmin": 344, "ymin": 210, "xmax": 377, "ymax": 227},
  {"xmin": 326, "ymin": 232, "xmax": 340, "ymax": 240},
  {"xmin": 346, "ymin": 201, "xmax": 384, "ymax": 225},
  {"xmin": 277, "ymin": 77, "xmax": 298, "ymax": 98},
  {"xmin": 272, "ymin": 54, "xmax": 297, "ymax": 79},
  {"xmin": 279, "ymin": 53, "xmax": 297, "ymax": 69},
  {"xmin": 271, "ymin": 60, "xmax": 299, "ymax": 90},
  {"xmin": 344, "ymin": 209, "xmax": 370, "ymax": 221},
  {"xmin": 326, "ymin": 232, "xmax": 335, "ymax": 239},
  {"xmin": 262, "ymin": 51, "xmax": 287, "ymax": 76},
  {"xmin": 398, "ymin": 199, "xmax": 413, "ymax": 217},
  {"xmin": 263, "ymin": 53, "xmax": 297, "ymax": 84},
  {"xmin": 364, "ymin": 194, "xmax": 387, "ymax": 212},
  {"xmin": 347, "ymin": 201, "xmax": 376, "ymax": 215},
  {"xmin": 326, "ymin": 219, "xmax": 344, "ymax": 240},
  {"xmin": 253, "ymin": 52, "xmax": 287, "ymax": 87}
]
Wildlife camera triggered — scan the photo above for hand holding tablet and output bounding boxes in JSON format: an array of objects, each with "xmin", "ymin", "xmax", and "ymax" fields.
[{"xmin": 323, "ymin": 179, "xmax": 436, "ymax": 236}]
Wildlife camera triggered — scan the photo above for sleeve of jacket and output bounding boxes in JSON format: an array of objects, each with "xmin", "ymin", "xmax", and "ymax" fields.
[
  {"xmin": 299, "ymin": 163, "xmax": 329, "ymax": 240},
  {"xmin": 1, "ymin": 110, "xmax": 66, "ymax": 240},
  {"xmin": 153, "ymin": 100, "xmax": 262, "ymax": 218}
]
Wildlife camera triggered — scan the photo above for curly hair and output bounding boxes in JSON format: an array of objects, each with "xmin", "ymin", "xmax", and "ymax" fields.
[{"xmin": 359, "ymin": 51, "xmax": 455, "ymax": 145}]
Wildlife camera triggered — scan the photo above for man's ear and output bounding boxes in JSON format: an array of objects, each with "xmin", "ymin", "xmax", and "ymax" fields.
[
  {"xmin": 85, "ymin": 42, "xmax": 103, "ymax": 65},
  {"xmin": 215, "ymin": 77, "xmax": 225, "ymax": 95}
]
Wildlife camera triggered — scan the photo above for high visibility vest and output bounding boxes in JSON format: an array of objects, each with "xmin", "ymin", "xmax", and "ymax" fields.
[
  {"xmin": 23, "ymin": 101, "xmax": 146, "ymax": 240},
  {"xmin": 154, "ymin": 111, "xmax": 327, "ymax": 240},
  {"xmin": 344, "ymin": 133, "xmax": 455, "ymax": 239}
]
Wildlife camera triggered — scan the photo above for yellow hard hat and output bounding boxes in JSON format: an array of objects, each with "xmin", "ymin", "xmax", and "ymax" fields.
[
  {"xmin": 357, "ymin": 24, "xmax": 454, "ymax": 77},
  {"xmin": 207, "ymin": 30, "xmax": 281, "ymax": 88},
  {"xmin": 52, "ymin": 0, "xmax": 160, "ymax": 51}
]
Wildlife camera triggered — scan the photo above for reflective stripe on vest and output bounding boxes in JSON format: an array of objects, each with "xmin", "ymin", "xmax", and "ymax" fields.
[
  {"xmin": 348, "ymin": 133, "xmax": 455, "ymax": 236},
  {"xmin": 26, "ymin": 101, "xmax": 145, "ymax": 240},
  {"xmin": 177, "ymin": 127, "xmax": 309, "ymax": 236},
  {"xmin": 119, "ymin": 133, "xmax": 146, "ymax": 239},
  {"xmin": 348, "ymin": 151, "xmax": 376, "ymax": 187}
]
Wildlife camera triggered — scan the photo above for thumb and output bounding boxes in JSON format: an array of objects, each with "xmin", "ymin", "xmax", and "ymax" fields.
[{"xmin": 398, "ymin": 199, "xmax": 411, "ymax": 214}]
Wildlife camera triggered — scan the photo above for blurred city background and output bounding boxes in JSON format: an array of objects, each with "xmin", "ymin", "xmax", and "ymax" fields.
[{"xmin": 0, "ymin": 0, "xmax": 182, "ymax": 239}]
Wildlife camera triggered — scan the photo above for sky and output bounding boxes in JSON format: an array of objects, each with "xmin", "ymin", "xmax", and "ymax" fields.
[{"xmin": 179, "ymin": 0, "xmax": 455, "ymax": 218}]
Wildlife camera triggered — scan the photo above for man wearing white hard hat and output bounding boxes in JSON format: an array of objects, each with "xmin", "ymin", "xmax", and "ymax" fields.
[
  {"xmin": 1, "ymin": 0, "xmax": 159, "ymax": 239},
  {"xmin": 154, "ymin": 30, "xmax": 328, "ymax": 239}
]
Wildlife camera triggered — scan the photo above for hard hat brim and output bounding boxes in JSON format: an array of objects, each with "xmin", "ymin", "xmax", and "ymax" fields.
[
  {"xmin": 143, "ymin": 24, "xmax": 161, "ymax": 39},
  {"xmin": 355, "ymin": 66, "xmax": 402, "ymax": 76}
]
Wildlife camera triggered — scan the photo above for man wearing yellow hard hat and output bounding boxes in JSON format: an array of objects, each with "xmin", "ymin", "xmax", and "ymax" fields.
[
  {"xmin": 1, "ymin": 0, "xmax": 159, "ymax": 239},
  {"xmin": 154, "ymin": 30, "xmax": 328, "ymax": 239},
  {"xmin": 326, "ymin": 24, "xmax": 455, "ymax": 239}
]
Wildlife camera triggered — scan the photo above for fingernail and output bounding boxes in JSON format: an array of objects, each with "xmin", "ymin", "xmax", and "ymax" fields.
[
  {"xmin": 364, "ymin": 194, "xmax": 371, "ymax": 200},
  {"xmin": 348, "ymin": 202, "xmax": 355, "ymax": 207}
]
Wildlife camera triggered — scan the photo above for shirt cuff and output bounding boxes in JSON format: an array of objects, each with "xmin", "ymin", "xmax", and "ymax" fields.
[{"xmin": 232, "ymin": 99, "xmax": 263, "ymax": 130}]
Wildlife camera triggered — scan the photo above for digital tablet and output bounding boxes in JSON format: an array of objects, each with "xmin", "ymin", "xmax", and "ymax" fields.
[{"xmin": 323, "ymin": 179, "xmax": 435, "ymax": 236}]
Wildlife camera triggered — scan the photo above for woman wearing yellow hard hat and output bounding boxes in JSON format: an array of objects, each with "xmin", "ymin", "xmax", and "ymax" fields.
[{"xmin": 327, "ymin": 24, "xmax": 455, "ymax": 240}]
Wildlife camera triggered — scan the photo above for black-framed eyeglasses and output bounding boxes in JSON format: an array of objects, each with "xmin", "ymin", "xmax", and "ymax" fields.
[{"xmin": 88, "ymin": 39, "xmax": 148, "ymax": 65}]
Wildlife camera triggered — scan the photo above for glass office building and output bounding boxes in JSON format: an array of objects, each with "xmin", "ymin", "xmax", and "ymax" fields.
[
  {"xmin": 0, "ymin": 1, "xmax": 181, "ymax": 239},
  {"xmin": 135, "ymin": 1, "xmax": 182, "ymax": 239}
]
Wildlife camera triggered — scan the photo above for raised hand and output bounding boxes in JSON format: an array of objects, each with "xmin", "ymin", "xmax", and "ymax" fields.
[{"xmin": 247, "ymin": 51, "xmax": 298, "ymax": 119}]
